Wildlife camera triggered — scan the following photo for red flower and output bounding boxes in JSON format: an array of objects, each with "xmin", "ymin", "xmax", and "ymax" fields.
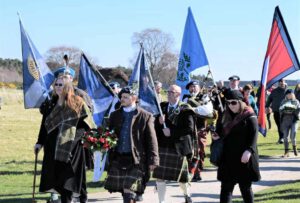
[
  {"xmin": 99, "ymin": 137, "xmax": 105, "ymax": 143},
  {"xmin": 103, "ymin": 143, "xmax": 110, "ymax": 149}
]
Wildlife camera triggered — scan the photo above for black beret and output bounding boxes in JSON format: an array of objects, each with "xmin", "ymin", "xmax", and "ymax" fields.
[
  {"xmin": 228, "ymin": 75, "xmax": 240, "ymax": 81},
  {"xmin": 118, "ymin": 86, "xmax": 137, "ymax": 98},
  {"xmin": 185, "ymin": 80, "xmax": 199, "ymax": 89},
  {"xmin": 225, "ymin": 90, "xmax": 244, "ymax": 100}
]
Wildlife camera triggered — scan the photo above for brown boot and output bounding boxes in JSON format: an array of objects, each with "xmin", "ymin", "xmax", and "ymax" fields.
[
  {"xmin": 293, "ymin": 145, "xmax": 298, "ymax": 156},
  {"xmin": 283, "ymin": 149, "xmax": 289, "ymax": 158}
]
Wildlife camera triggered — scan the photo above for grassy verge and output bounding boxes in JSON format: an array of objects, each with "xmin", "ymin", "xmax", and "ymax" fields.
[
  {"xmin": 0, "ymin": 88, "xmax": 299, "ymax": 202},
  {"xmin": 233, "ymin": 180, "xmax": 300, "ymax": 203}
]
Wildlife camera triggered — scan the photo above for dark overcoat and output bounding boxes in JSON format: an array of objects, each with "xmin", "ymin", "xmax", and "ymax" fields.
[
  {"xmin": 217, "ymin": 114, "xmax": 261, "ymax": 182},
  {"xmin": 37, "ymin": 97, "xmax": 91, "ymax": 194}
]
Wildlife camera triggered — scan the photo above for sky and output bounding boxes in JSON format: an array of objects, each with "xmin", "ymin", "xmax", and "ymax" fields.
[{"xmin": 1, "ymin": 0, "xmax": 300, "ymax": 81}]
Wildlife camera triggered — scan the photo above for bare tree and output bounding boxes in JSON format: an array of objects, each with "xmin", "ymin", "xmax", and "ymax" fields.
[
  {"xmin": 132, "ymin": 28, "xmax": 175, "ymax": 81},
  {"xmin": 44, "ymin": 46, "xmax": 82, "ymax": 70},
  {"xmin": 155, "ymin": 51, "xmax": 178, "ymax": 86}
]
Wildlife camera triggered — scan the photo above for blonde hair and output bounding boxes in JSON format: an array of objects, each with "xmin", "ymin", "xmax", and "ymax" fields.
[
  {"xmin": 62, "ymin": 82, "xmax": 83, "ymax": 115},
  {"xmin": 52, "ymin": 77, "xmax": 83, "ymax": 115}
]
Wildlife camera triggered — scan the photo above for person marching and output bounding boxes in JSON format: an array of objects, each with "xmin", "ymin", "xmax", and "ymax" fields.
[
  {"xmin": 154, "ymin": 80, "xmax": 163, "ymax": 103},
  {"xmin": 36, "ymin": 56, "xmax": 94, "ymax": 203},
  {"xmin": 266, "ymin": 79, "xmax": 288, "ymax": 144},
  {"xmin": 279, "ymin": 89, "xmax": 300, "ymax": 157},
  {"xmin": 213, "ymin": 90, "xmax": 261, "ymax": 203},
  {"xmin": 242, "ymin": 84, "xmax": 258, "ymax": 115},
  {"xmin": 34, "ymin": 77, "xmax": 96, "ymax": 203},
  {"xmin": 153, "ymin": 84, "xmax": 198, "ymax": 203},
  {"xmin": 104, "ymin": 86, "xmax": 159, "ymax": 203},
  {"xmin": 182, "ymin": 80, "xmax": 215, "ymax": 182}
]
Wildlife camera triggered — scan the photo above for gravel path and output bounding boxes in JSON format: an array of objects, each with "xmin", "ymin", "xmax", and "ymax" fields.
[{"xmin": 88, "ymin": 156, "xmax": 300, "ymax": 203}]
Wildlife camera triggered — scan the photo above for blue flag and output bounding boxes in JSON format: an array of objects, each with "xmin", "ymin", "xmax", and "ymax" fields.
[
  {"xmin": 129, "ymin": 47, "xmax": 159, "ymax": 115},
  {"xmin": 78, "ymin": 53, "xmax": 116, "ymax": 126},
  {"xmin": 176, "ymin": 7, "xmax": 209, "ymax": 95},
  {"xmin": 19, "ymin": 19, "xmax": 54, "ymax": 108}
]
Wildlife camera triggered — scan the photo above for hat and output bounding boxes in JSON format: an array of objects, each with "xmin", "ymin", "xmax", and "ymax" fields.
[
  {"xmin": 118, "ymin": 86, "xmax": 137, "ymax": 98},
  {"xmin": 109, "ymin": 82, "xmax": 120, "ymax": 89},
  {"xmin": 54, "ymin": 66, "xmax": 75, "ymax": 78},
  {"xmin": 225, "ymin": 90, "xmax": 244, "ymax": 100},
  {"xmin": 228, "ymin": 75, "xmax": 240, "ymax": 81},
  {"xmin": 185, "ymin": 80, "xmax": 199, "ymax": 89},
  {"xmin": 285, "ymin": 89, "xmax": 294, "ymax": 95}
]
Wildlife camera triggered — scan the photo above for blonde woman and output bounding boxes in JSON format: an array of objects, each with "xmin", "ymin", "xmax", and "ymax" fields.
[
  {"xmin": 279, "ymin": 89, "xmax": 300, "ymax": 157},
  {"xmin": 34, "ymin": 77, "xmax": 96, "ymax": 203}
]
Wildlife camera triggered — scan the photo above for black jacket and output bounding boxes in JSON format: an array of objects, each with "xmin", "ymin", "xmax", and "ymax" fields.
[
  {"xmin": 155, "ymin": 102, "xmax": 196, "ymax": 156},
  {"xmin": 217, "ymin": 113, "xmax": 261, "ymax": 182},
  {"xmin": 37, "ymin": 98, "xmax": 89, "ymax": 193}
]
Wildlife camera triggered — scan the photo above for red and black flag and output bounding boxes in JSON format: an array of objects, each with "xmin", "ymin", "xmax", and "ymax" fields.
[{"xmin": 258, "ymin": 6, "xmax": 300, "ymax": 136}]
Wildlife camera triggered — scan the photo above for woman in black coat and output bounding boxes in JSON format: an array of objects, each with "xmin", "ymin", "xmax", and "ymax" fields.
[
  {"xmin": 213, "ymin": 90, "xmax": 261, "ymax": 203},
  {"xmin": 34, "ymin": 77, "xmax": 96, "ymax": 203}
]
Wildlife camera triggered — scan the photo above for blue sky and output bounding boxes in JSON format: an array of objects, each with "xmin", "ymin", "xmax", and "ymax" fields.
[{"xmin": 1, "ymin": 0, "xmax": 299, "ymax": 81}]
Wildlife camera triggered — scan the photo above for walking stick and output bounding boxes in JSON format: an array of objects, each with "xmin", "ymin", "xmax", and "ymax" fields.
[{"xmin": 32, "ymin": 150, "xmax": 38, "ymax": 203}]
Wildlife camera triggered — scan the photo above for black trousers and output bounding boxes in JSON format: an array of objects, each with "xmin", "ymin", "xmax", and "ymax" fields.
[
  {"xmin": 220, "ymin": 180, "xmax": 254, "ymax": 203},
  {"xmin": 274, "ymin": 111, "xmax": 284, "ymax": 139},
  {"xmin": 56, "ymin": 187, "xmax": 87, "ymax": 203},
  {"xmin": 59, "ymin": 189, "xmax": 72, "ymax": 203}
]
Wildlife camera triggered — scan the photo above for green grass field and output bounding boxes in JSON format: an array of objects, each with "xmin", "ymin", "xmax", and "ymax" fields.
[{"xmin": 0, "ymin": 88, "xmax": 299, "ymax": 203}]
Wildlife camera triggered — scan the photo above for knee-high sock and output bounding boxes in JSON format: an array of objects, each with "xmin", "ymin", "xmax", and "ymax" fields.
[
  {"xmin": 156, "ymin": 180, "xmax": 166, "ymax": 203},
  {"xmin": 179, "ymin": 182, "xmax": 191, "ymax": 197}
]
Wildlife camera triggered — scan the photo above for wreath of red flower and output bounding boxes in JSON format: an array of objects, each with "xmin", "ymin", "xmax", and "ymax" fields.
[{"xmin": 82, "ymin": 127, "xmax": 118, "ymax": 152}]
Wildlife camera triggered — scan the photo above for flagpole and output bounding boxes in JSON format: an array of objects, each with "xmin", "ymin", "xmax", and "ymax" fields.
[
  {"xmin": 81, "ymin": 52, "xmax": 119, "ymax": 99},
  {"xmin": 18, "ymin": 12, "xmax": 51, "ymax": 100},
  {"xmin": 140, "ymin": 43, "xmax": 167, "ymax": 128},
  {"xmin": 207, "ymin": 65, "xmax": 224, "ymax": 112}
]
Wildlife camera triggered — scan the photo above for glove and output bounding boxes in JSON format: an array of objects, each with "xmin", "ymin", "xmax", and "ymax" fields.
[{"xmin": 34, "ymin": 144, "xmax": 42, "ymax": 154}]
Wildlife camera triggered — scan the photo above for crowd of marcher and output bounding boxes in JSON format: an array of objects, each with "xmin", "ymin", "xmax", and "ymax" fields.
[{"xmin": 33, "ymin": 58, "xmax": 299, "ymax": 203}]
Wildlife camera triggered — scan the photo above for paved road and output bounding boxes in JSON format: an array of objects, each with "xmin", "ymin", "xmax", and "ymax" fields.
[{"xmin": 88, "ymin": 157, "xmax": 300, "ymax": 203}]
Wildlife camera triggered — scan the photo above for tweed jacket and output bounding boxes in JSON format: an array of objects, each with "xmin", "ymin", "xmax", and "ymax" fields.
[{"xmin": 109, "ymin": 107, "xmax": 159, "ymax": 167}]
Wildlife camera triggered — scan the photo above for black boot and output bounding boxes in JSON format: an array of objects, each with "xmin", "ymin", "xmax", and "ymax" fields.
[
  {"xmin": 123, "ymin": 193, "xmax": 136, "ymax": 203},
  {"xmin": 192, "ymin": 172, "xmax": 202, "ymax": 182},
  {"xmin": 293, "ymin": 145, "xmax": 298, "ymax": 156},
  {"xmin": 283, "ymin": 149, "xmax": 289, "ymax": 158},
  {"xmin": 135, "ymin": 194, "xmax": 143, "ymax": 202},
  {"xmin": 185, "ymin": 195, "xmax": 193, "ymax": 203}
]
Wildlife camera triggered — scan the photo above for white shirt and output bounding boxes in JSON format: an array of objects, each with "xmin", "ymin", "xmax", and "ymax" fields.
[{"xmin": 123, "ymin": 104, "xmax": 137, "ymax": 112}]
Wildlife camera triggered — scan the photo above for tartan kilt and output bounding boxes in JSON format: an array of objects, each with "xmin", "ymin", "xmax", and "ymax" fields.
[
  {"xmin": 152, "ymin": 147, "xmax": 190, "ymax": 183},
  {"xmin": 104, "ymin": 157, "xmax": 145, "ymax": 193}
]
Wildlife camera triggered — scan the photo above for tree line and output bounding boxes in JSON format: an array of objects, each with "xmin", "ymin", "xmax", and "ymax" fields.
[{"xmin": 1, "ymin": 28, "xmax": 209, "ymax": 86}]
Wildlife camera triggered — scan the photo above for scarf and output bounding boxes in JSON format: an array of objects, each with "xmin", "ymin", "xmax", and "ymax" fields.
[
  {"xmin": 45, "ymin": 101, "xmax": 96, "ymax": 163},
  {"xmin": 222, "ymin": 106, "xmax": 255, "ymax": 136}
]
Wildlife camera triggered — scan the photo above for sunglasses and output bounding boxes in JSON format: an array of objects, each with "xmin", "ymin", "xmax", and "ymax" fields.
[
  {"xmin": 167, "ymin": 91, "xmax": 179, "ymax": 95},
  {"xmin": 54, "ymin": 83, "xmax": 63, "ymax": 87},
  {"xmin": 226, "ymin": 100, "xmax": 238, "ymax": 106}
]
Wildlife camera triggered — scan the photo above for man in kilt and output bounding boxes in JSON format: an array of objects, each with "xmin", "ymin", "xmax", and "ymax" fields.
[
  {"xmin": 153, "ymin": 84, "xmax": 198, "ymax": 203},
  {"xmin": 182, "ymin": 81, "xmax": 215, "ymax": 182},
  {"xmin": 104, "ymin": 86, "xmax": 159, "ymax": 203}
]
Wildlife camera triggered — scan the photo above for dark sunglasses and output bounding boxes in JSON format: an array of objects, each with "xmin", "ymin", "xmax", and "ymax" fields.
[
  {"xmin": 54, "ymin": 83, "xmax": 63, "ymax": 87},
  {"xmin": 167, "ymin": 91, "xmax": 178, "ymax": 95},
  {"xmin": 226, "ymin": 100, "xmax": 238, "ymax": 106}
]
